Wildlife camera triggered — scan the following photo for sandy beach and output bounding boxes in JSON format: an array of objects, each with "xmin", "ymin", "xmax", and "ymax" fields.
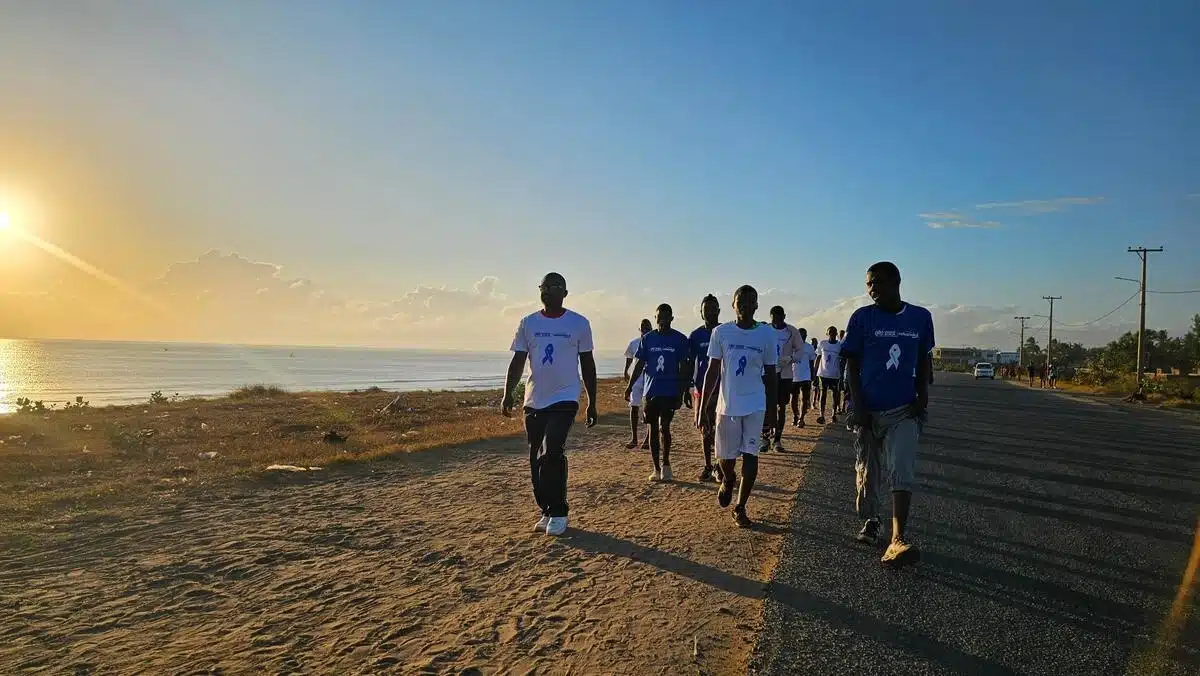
[{"xmin": 1, "ymin": 380, "xmax": 818, "ymax": 674}]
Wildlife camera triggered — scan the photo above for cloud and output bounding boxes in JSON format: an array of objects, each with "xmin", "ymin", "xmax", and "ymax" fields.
[
  {"xmin": 926, "ymin": 219, "xmax": 1001, "ymax": 229},
  {"xmin": 918, "ymin": 212, "xmax": 964, "ymax": 220},
  {"xmin": 973, "ymin": 196, "xmax": 1105, "ymax": 213}
]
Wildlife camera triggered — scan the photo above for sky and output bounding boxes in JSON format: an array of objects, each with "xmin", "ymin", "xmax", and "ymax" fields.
[{"xmin": 0, "ymin": 0, "xmax": 1197, "ymax": 351}]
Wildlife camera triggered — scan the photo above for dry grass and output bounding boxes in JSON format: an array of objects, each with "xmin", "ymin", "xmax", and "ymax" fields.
[{"xmin": 0, "ymin": 379, "xmax": 627, "ymax": 527}]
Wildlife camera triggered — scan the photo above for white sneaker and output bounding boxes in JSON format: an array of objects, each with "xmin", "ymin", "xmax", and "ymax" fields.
[
  {"xmin": 546, "ymin": 516, "xmax": 568, "ymax": 536},
  {"xmin": 534, "ymin": 515, "xmax": 550, "ymax": 532},
  {"xmin": 648, "ymin": 468, "xmax": 662, "ymax": 482},
  {"xmin": 661, "ymin": 465, "xmax": 673, "ymax": 481}
]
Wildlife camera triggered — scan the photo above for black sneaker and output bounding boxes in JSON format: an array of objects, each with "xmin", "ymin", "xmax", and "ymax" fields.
[
  {"xmin": 881, "ymin": 540, "xmax": 921, "ymax": 569},
  {"xmin": 699, "ymin": 467, "xmax": 715, "ymax": 483},
  {"xmin": 733, "ymin": 506, "xmax": 752, "ymax": 528},
  {"xmin": 855, "ymin": 520, "xmax": 880, "ymax": 545},
  {"xmin": 718, "ymin": 477, "xmax": 736, "ymax": 508},
  {"xmin": 816, "ymin": 416, "xmax": 826, "ymax": 425},
  {"xmin": 832, "ymin": 414, "xmax": 838, "ymax": 423}
]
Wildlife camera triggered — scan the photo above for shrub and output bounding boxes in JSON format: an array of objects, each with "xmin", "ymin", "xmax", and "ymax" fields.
[
  {"xmin": 149, "ymin": 391, "xmax": 169, "ymax": 405},
  {"xmin": 230, "ymin": 384, "xmax": 289, "ymax": 399},
  {"xmin": 14, "ymin": 397, "xmax": 46, "ymax": 414}
]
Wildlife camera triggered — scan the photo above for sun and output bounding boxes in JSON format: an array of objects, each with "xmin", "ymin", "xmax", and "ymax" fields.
[{"xmin": 0, "ymin": 212, "xmax": 9, "ymax": 231}]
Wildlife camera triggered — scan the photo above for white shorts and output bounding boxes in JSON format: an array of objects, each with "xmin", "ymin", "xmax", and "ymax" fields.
[
  {"xmin": 629, "ymin": 375, "xmax": 647, "ymax": 407},
  {"xmin": 715, "ymin": 411, "xmax": 766, "ymax": 460}
]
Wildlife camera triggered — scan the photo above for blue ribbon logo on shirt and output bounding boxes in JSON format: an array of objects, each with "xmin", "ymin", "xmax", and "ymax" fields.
[
  {"xmin": 542, "ymin": 343, "xmax": 554, "ymax": 365},
  {"xmin": 735, "ymin": 355, "xmax": 747, "ymax": 376},
  {"xmin": 656, "ymin": 355, "xmax": 665, "ymax": 372}
]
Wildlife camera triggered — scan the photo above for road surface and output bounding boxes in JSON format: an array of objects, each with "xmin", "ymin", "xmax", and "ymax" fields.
[{"xmin": 750, "ymin": 373, "xmax": 1200, "ymax": 675}]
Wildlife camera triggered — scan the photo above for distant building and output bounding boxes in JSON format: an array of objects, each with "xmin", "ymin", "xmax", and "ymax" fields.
[
  {"xmin": 997, "ymin": 351, "xmax": 1020, "ymax": 365},
  {"xmin": 932, "ymin": 346, "xmax": 1002, "ymax": 367}
]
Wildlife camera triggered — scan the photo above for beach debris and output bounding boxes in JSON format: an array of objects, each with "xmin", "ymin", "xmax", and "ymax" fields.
[
  {"xmin": 7, "ymin": 435, "xmax": 20, "ymax": 441},
  {"xmin": 693, "ymin": 635, "xmax": 700, "ymax": 660},
  {"xmin": 379, "ymin": 395, "xmax": 405, "ymax": 415},
  {"xmin": 323, "ymin": 430, "xmax": 347, "ymax": 444},
  {"xmin": 200, "ymin": 422, "xmax": 210, "ymax": 432},
  {"xmin": 82, "ymin": 445, "xmax": 90, "ymax": 454},
  {"xmin": 401, "ymin": 430, "xmax": 419, "ymax": 438},
  {"xmin": 198, "ymin": 451, "xmax": 218, "ymax": 460},
  {"xmin": 82, "ymin": 424, "xmax": 93, "ymax": 431},
  {"xmin": 170, "ymin": 466, "xmax": 195, "ymax": 476},
  {"xmin": 138, "ymin": 429, "xmax": 157, "ymax": 439},
  {"xmin": 265, "ymin": 464, "xmax": 323, "ymax": 472}
]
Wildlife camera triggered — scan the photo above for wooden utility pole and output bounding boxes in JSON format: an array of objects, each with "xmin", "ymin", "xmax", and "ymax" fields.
[
  {"xmin": 1043, "ymin": 297, "xmax": 1061, "ymax": 366},
  {"xmin": 1014, "ymin": 316, "xmax": 1031, "ymax": 367},
  {"xmin": 1128, "ymin": 246, "xmax": 1164, "ymax": 398}
]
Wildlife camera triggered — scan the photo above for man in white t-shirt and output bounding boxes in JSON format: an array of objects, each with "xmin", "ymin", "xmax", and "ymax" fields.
[
  {"xmin": 790, "ymin": 327, "xmax": 816, "ymax": 427},
  {"xmin": 766, "ymin": 306, "xmax": 804, "ymax": 452},
  {"xmin": 623, "ymin": 319, "xmax": 652, "ymax": 450},
  {"xmin": 502, "ymin": 272, "xmax": 598, "ymax": 537},
  {"xmin": 815, "ymin": 326, "xmax": 844, "ymax": 424},
  {"xmin": 696, "ymin": 285, "xmax": 778, "ymax": 528}
]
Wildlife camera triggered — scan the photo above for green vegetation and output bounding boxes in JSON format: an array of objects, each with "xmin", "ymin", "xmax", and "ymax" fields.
[{"xmin": 229, "ymin": 384, "xmax": 290, "ymax": 399}]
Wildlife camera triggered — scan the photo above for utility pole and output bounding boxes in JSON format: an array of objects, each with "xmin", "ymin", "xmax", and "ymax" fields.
[
  {"xmin": 1014, "ymin": 316, "xmax": 1031, "ymax": 367},
  {"xmin": 1043, "ymin": 296, "xmax": 1061, "ymax": 366},
  {"xmin": 1128, "ymin": 246, "xmax": 1164, "ymax": 398}
]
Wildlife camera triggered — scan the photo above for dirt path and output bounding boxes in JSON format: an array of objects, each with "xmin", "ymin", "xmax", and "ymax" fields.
[{"xmin": 1, "ymin": 406, "xmax": 819, "ymax": 675}]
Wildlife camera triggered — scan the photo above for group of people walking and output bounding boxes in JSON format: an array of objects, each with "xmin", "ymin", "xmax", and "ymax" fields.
[{"xmin": 501, "ymin": 261, "xmax": 934, "ymax": 569}]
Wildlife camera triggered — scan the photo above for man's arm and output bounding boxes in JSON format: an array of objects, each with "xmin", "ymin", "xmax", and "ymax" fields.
[
  {"xmin": 501, "ymin": 352, "xmax": 528, "ymax": 416},
  {"xmin": 623, "ymin": 357, "xmax": 633, "ymax": 382},
  {"xmin": 915, "ymin": 350, "xmax": 930, "ymax": 411},
  {"xmin": 763, "ymin": 364, "xmax": 778, "ymax": 424},
  {"xmin": 698, "ymin": 358, "xmax": 721, "ymax": 427},
  {"xmin": 580, "ymin": 352, "xmax": 599, "ymax": 427},
  {"xmin": 626, "ymin": 359, "xmax": 646, "ymax": 398},
  {"xmin": 846, "ymin": 355, "xmax": 865, "ymax": 415}
]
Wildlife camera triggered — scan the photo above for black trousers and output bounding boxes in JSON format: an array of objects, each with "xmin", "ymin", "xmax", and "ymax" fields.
[{"xmin": 525, "ymin": 401, "xmax": 579, "ymax": 517}]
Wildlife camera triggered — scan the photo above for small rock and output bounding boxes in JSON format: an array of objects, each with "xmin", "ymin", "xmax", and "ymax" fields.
[
  {"xmin": 200, "ymin": 422, "xmax": 210, "ymax": 432},
  {"xmin": 265, "ymin": 464, "xmax": 311, "ymax": 472},
  {"xmin": 82, "ymin": 425, "xmax": 93, "ymax": 432},
  {"xmin": 82, "ymin": 445, "xmax": 90, "ymax": 454},
  {"xmin": 198, "ymin": 451, "xmax": 218, "ymax": 460},
  {"xmin": 323, "ymin": 430, "xmax": 347, "ymax": 444},
  {"xmin": 171, "ymin": 466, "xmax": 195, "ymax": 476}
]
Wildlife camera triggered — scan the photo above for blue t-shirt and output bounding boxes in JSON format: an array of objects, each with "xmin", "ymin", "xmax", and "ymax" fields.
[
  {"xmin": 842, "ymin": 303, "xmax": 935, "ymax": 411},
  {"xmin": 636, "ymin": 329, "xmax": 692, "ymax": 398},
  {"xmin": 689, "ymin": 325, "xmax": 714, "ymax": 390}
]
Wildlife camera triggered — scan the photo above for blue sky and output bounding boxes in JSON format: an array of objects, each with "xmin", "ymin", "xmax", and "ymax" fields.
[{"xmin": 0, "ymin": 1, "xmax": 1197, "ymax": 349}]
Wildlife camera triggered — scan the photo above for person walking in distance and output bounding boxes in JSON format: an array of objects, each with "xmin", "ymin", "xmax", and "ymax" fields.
[
  {"xmin": 791, "ymin": 328, "xmax": 816, "ymax": 427},
  {"xmin": 626, "ymin": 304, "xmax": 691, "ymax": 482},
  {"xmin": 502, "ymin": 273, "xmax": 598, "ymax": 537},
  {"xmin": 815, "ymin": 327, "xmax": 845, "ymax": 424},
  {"xmin": 623, "ymin": 319, "xmax": 652, "ymax": 449},
  {"xmin": 1027, "ymin": 362, "xmax": 1036, "ymax": 386},
  {"xmin": 697, "ymin": 285, "xmax": 778, "ymax": 527},
  {"xmin": 768, "ymin": 306, "xmax": 804, "ymax": 451},
  {"xmin": 688, "ymin": 295, "xmax": 722, "ymax": 483},
  {"xmin": 843, "ymin": 261, "xmax": 934, "ymax": 568}
]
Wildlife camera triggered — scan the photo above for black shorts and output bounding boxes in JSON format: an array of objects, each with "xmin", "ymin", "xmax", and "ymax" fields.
[
  {"xmin": 820, "ymin": 377, "xmax": 841, "ymax": 393},
  {"xmin": 777, "ymin": 376, "xmax": 792, "ymax": 401},
  {"xmin": 792, "ymin": 380, "xmax": 811, "ymax": 395},
  {"xmin": 643, "ymin": 395, "xmax": 681, "ymax": 421}
]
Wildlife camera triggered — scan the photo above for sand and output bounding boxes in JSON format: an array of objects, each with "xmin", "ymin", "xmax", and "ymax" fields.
[{"xmin": 1, "ymin": 393, "xmax": 820, "ymax": 674}]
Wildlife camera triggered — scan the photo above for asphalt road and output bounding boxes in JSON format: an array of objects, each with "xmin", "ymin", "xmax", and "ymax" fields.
[{"xmin": 749, "ymin": 373, "xmax": 1200, "ymax": 676}]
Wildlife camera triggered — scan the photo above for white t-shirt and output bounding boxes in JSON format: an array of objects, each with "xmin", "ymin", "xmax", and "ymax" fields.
[
  {"xmin": 773, "ymin": 324, "xmax": 801, "ymax": 376},
  {"xmin": 510, "ymin": 309, "xmax": 594, "ymax": 409},
  {"xmin": 792, "ymin": 341, "xmax": 816, "ymax": 381},
  {"xmin": 816, "ymin": 339, "xmax": 844, "ymax": 379},
  {"xmin": 707, "ymin": 322, "xmax": 778, "ymax": 417},
  {"xmin": 624, "ymin": 335, "xmax": 647, "ymax": 392}
]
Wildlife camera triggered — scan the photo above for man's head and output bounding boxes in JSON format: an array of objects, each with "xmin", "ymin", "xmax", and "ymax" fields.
[
  {"xmin": 732, "ymin": 285, "xmax": 758, "ymax": 323},
  {"xmin": 838, "ymin": 329, "xmax": 846, "ymax": 340},
  {"xmin": 866, "ymin": 261, "xmax": 902, "ymax": 308},
  {"xmin": 811, "ymin": 338, "xmax": 819, "ymax": 347},
  {"xmin": 799, "ymin": 327, "xmax": 808, "ymax": 341},
  {"xmin": 655, "ymin": 303, "xmax": 674, "ymax": 331},
  {"xmin": 770, "ymin": 305, "xmax": 785, "ymax": 326},
  {"xmin": 827, "ymin": 326, "xmax": 838, "ymax": 341},
  {"xmin": 639, "ymin": 318, "xmax": 652, "ymax": 335},
  {"xmin": 539, "ymin": 272, "xmax": 568, "ymax": 309},
  {"xmin": 700, "ymin": 294, "xmax": 720, "ymax": 326}
]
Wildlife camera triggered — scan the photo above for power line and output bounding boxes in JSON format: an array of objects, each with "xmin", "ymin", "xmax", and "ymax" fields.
[
  {"xmin": 1057, "ymin": 291, "xmax": 1139, "ymax": 327},
  {"xmin": 1147, "ymin": 288, "xmax": 1200, "ymax": 295}
]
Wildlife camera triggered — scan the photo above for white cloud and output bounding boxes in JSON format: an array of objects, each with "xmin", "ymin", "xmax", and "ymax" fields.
[
  {"xmin": 973, "ymin": 196, "xmax": 1105, "ymax": 213},
  {"xmin": 926, "ymin": 219, "xmax": 1001, "ymax": 229},
  {"xmin": 918, "ymin": 212, "xmax": 964, "ymax": 220}
]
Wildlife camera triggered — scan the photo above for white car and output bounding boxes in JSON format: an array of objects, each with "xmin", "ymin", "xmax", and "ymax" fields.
[{"xmin": 974, "ymin": 362, "xmax": 995, "ymax": 379}]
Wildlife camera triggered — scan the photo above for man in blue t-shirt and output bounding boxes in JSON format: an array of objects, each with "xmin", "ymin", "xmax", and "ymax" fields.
[
  {"xmin": 687, "ymin": 294, "xmax": 722, "ymax": 483},
  {"xmin": 626, "ymin": 303, "xmax": 692, "ymax": 482},
  {"xmin": 843, "ymin": 261, "xmax": 934, "ymax": 569}
]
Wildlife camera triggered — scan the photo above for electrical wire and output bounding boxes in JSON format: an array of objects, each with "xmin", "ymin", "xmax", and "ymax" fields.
[{"xmin": 1057, "ymin": 291, "xmax": 1139, "ymax": 327}]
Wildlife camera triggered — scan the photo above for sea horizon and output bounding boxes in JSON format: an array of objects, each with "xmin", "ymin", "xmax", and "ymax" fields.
[{"xmin": 0, "ymin": 338, "xmax": 626, "ymax": 413}]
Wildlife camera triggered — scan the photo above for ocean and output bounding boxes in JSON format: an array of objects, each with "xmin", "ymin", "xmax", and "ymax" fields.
[{"xmin": 0, "ymin": 339, "xmax": 627, "ymax": 413}]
